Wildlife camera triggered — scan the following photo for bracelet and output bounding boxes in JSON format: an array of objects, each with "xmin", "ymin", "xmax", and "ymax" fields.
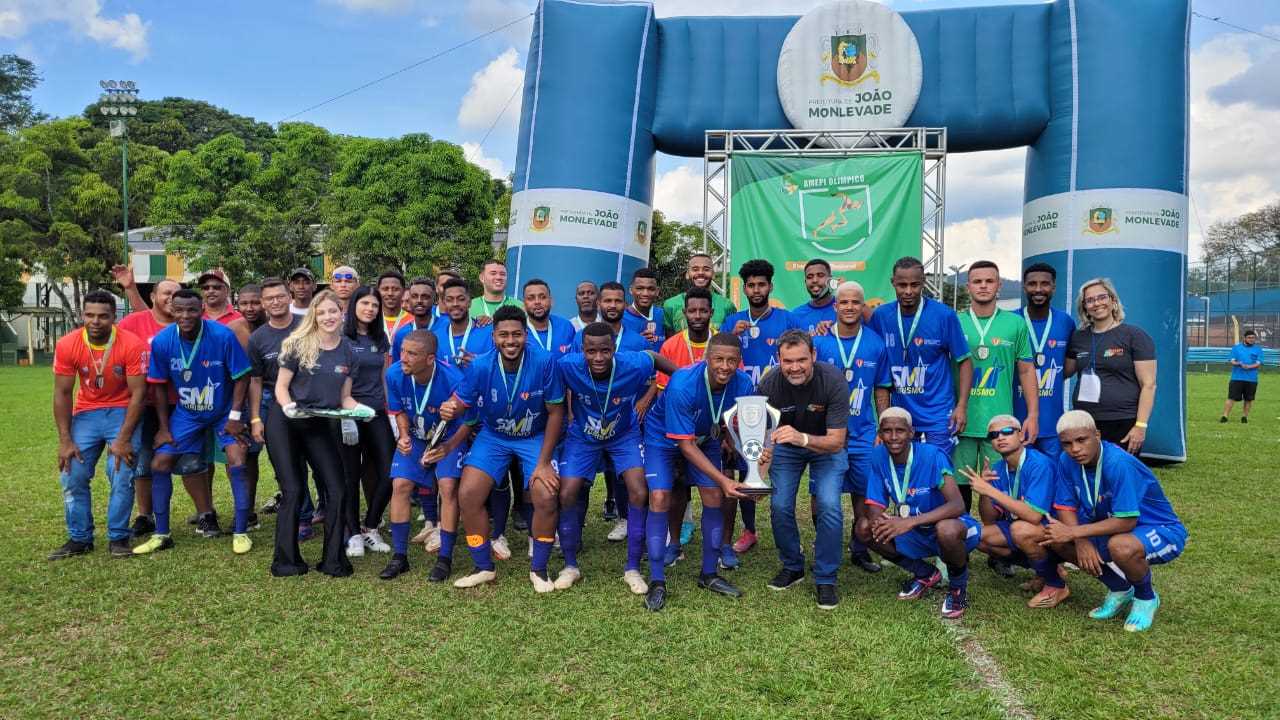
[
  {"xmin": 1133, "ymin": 421, "xmax": 1148, "ymax": 429},
  {"xmin": 250, "ymin": 418, "xmax": 263, "ymax": 425},
  {"xmin": 228, "ymin": 410, "xmax": 243, "ymax": 421},
  {"xmin": 801, "ymin": 432, "xmax": 809, "ymax": 447}
]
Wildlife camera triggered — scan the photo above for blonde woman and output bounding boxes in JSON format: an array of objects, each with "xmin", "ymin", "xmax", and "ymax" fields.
[
  {"xmin": 1064, "ymin": 278, "xmax": 1156, "ymax": 454},
  {"xmin": 269, "ymin": 290, "xmax": 361, "ymax": 577}
]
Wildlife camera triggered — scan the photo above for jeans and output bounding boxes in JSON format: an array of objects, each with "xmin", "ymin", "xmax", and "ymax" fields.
[
  {"xmin": 769, "ymin": 443, "xmax": 847, "ymax": 584},
  {"xmin": 60, "ymin": 407, "xmax": 140, "ymax": 542}
]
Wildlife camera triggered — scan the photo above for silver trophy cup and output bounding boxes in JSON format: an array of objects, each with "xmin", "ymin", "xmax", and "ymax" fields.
[{"xmin": 722, "ymin": 395, "xmax": 781, "ymax": 497}]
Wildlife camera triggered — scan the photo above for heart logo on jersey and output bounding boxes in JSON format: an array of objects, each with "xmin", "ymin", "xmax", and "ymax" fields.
[
  {"xmin": 1049, "ymin": 340, "xmax": 1057, "ymax": 348},
  {"xmin": 520, "ymin": 392, "xmax": 530, "ymax": 400},
  {"xmin": 914, "ymin": 337, "xmax": 924, "ymax": 346},
  {"xmin": 612, "ymin": 397, "xmax": 621, "ymax": 405},
  {"xmin": 992, "ymin": 338, "xmax": 1002, "ymax": 345},
  {"xmin": 856, "ymin": 359, "xmax": 864, "ymax": 367},
  {"xmin": 202, "ymin": 360, "xmax": 210, "ymax": 367}
]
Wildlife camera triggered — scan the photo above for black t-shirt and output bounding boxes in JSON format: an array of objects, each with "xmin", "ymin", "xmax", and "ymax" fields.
[
  {"xmin": 756, "ymin": 361, "xmax": 850, "ymax": 436},
  {"xmin": 248, "ymin": 317, "xmax": 300, "ymax": 391},
  {"xmin": 1067, "ymin": 322, "xmax": 1155, "ymax": 421},
  {"xmin": 348, "ymin": 332, "xmax": 388, "ymax": 408},
  {"xmin": 281, "ymin": 339, "xmax": 356, "ymax": 410}
]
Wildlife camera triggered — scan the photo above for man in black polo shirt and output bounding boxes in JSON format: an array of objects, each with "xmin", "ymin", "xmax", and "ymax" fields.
[{"xmin": 756, "ymin": 329, "xmax": 850, "ymax": 610}]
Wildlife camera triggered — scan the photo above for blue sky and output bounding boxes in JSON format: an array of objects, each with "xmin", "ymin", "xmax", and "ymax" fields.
[{"xmin": 5, "ymin": 0, "xmax": 1279, "ymax": 269}]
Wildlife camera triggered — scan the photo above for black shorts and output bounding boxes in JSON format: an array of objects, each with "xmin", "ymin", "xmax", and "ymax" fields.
[{"xmin": 1228, "ymin": 380, "xmax": 1257, "ymax": 402}]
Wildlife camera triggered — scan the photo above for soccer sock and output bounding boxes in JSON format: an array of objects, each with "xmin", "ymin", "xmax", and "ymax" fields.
[
  {"xmin": 531, "ymin": 536, "xmax": 554, "ymax": 573},
  {"xmin": 227, "ymin": 464, "xmax": 250, "ymax": 534},
  {"xmin": 1098, "ymin": 564, "xmax": 1133, "ymax": 592},
  {"xmin": 151, "ymin": 471, "xmax": 173, "ymax": 535},
  {"xmin": 489, "ymin": 487, "xmax": 511, "ymax": 539},
  {"xmin": 646, "ymin": 510, "xmax": 669, "ymax": 582},
  {"xmin": 701, "ymin": 507, "xmax": 724, "ymax": 576},
  {"xmin": 520, "ymin": 501, "xmax": 533, "ymax": 531},
  {"xmin": 466, "ymin": 533, "xmax": 495, "ymax": 572},
  {"xmin": 421, "ymin": 489, "xmax": 439, "ymax": 525},
  {"xmin": 390, "ymin": 521, "xmax": 410, "ymax": 555},
  {"xmin": 894, "ymin": 557, "xmax": 934, "ymax": 578},
  {"xmin": 741, "ymin": 499, "xmax": 756, "ymax": 533},
  {"xmin": 626, "ymin": 503, "xmax": 647, "ymax": 572},
  {"xmin": 558, "ymin": 510, "xmax": 581, "ymax": 568},
  {"xmin": 576, "ymin": 487, "xmax": 590, "ymax": 532},
  {"xmin": 1033, "ymin": 553, "xmax": 1066, "ymax": 589},
  {"xmin": 1132, "ymin": 570, "xmax": 1155, "ymax": 600},
  {"xmin": 947, "ymin": 562, "xmax": 969, "ymax": 590},
  {"xmin": 439, "ymin": 530, "xmax": 456, "ymax": 560}
]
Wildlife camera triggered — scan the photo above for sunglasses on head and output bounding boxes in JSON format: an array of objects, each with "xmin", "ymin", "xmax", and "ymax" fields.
[
  {"xmin": 986, "ymin": 426, "xmax": 1020, "ymax": 440},
  {"xmin": 333, "ymin": 272, "xmax": 356, "ymax": 280}
]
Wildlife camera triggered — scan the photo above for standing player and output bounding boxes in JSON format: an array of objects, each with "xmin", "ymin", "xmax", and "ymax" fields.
[
  {"xmin": 1222, "ymin": 329, "xmax": 1263, "ymax": 423},
  {"xmin": 1015, "ymin": 263, "xmax": 1077, "ymax": 456},
  {"xmin": 555, "ymin": 323, "xmax": 676, "ymax": 592},
  {"xmin": 641, "ymin": 333, "xmax": 753, "ymax": 610},
  {"xmin": 662, "ymin": 253, "xmax": 737, "ymax": 335},
  {"xmin": 953, "ymin": 261, "xmax": 1038, "ymax": 514},
  {"xmin": 288, "ymin": 267, "xmax": 316, "ymax": 317},
  {"xmin": 376, "ymin": 271, "xmax": 413, "ymax": 338},
  {"xmin": 1043, "ymin": 411, "xmax": 1187, "ymax": 632},
  {"xmin": 380, "ymin": 330, "xmax": 469, "ymax": 581},
  {"xmin": 433, "ymin": 270, "xmax": 461, "ymax": 321},
  {"xmin": 236, "ymin": 284, "xmax": 264, "ymax": 331},
  {"xmin": 623, "ymin": 267, "xmax": 666, "ymax": 352},
  {"xmin": 721, "ymin": 259, "xmax": 801, "ymax": 566},
  {"xmin": 861, "ymin": 408, "xmax": 981, "ymax": 619},
  {"xmin": 133, "ymin": 289, "xmax": 253, "ymax": 556},
  {"xmin": 523, "ymin": 279, "xmax": 576, "ymax": 358},
  {"xmin": 390, "ymin": 278, "xmax": 439, "ymax": 362},
  {"xmin": 791, "ymin": 259, "xmax": 837, "ymax": 335},
  {"xmin": 330, "ymin": 265, "xmax": 359, "ymax": 311},
  {"xmin": 433, "ymin": 278, "xmax": 494, "ymax": 370},
  {"xmin": 812, "ymin": 281, "xmax": 892, "ymax": 573},
  {"xmin": 441, "ymin": 306, "xmax": 565, "ymax": 590},
  {"xmin": 471, "ymin": 259, "xmax": 522, "ymax": 318},
  {"xmin": 571, "ymin": 280, "xmax": 601, "ymax": 332},
  {"xmin": 869, "ymin": 256, "xmax": 973, "ymax": 458},
  {"xmin": 49, "ymin": 291, "xmax": 148, "ymax": 559}
]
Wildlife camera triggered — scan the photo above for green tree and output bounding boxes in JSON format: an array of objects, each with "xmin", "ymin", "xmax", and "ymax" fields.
[
  {"xmin": 84, "ymin": 97, "xmax": 275, "ymax": 154},
  {"xmin": 649, "ymin": 211, "xmax": 711, "ymax": 299},
  {"xmin": 0, "ymin": 54, "xmax": 47, "ymax": 131},
  {"xmin": 324, "ymin": 134, "xmax": 495, "ymax": 281}
]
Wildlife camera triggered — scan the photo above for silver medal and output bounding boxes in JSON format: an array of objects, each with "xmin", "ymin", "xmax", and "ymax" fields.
[
  {"xmin": 710, "ymin": 423, "xmax": 721, "ymax": 440},
  {"xmin": 749, "ymin": 326, "xmax": 759, "ymax": 339},
  {"xmin": 645, "ymin": 321, "xmax": 656, "ymax": 335},
  {"xmin": 1036, "ymin": 353, "xmax": 1046, "ymax": 366},
  {"xmin": 182, "ymin": 370, "xmax": 192, "ymax": 382},
  {"xmin": 898, "ymin": 504, "xmax": 911, "ymax": 519},
  {"xmin": 94, "ymin": 376, "xmax": 105, "ymax": 389},
  {"xmin": 976, "ymin": 346, "xmax": 990, "ymax": 360},
  {"xmin": 844, "ymin": 368, "xmax": 853, "ymax": 382},
  {"xmin": 416, "ymin": 415, "xmax": 426, "ymax": 440}
]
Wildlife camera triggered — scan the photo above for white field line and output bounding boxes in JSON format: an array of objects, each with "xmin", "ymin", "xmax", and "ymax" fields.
[{"xmin": 943, "ymin": 620, "xmax": 1036, "ymax": 720}]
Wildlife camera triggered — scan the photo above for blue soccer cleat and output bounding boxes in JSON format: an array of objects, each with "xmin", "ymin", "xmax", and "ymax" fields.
[
  {"xmin": 1088, "ymin": 588, "xmax": 1135, "ymax": 620},
  {"xmin": 1123, "ymin": 594, "xmax": 1160, "ymax": 632}
]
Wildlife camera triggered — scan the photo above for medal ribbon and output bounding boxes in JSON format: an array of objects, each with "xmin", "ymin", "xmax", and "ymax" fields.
[
  {"xmin": 968, "ymin": 307, "xmax": 1000, "ymax": 350},
  {"xmin": 587, "ymin": 357, "xmax": 616, "ymax": 432},
  {"xmin": 895, "ymin": 298, "xmax": 925, "ymax": 361},
  {"xmin": 631, "ymin": 304, "xmax": 653, "ymax": 322},
  {"xmin": 682, "ymin": 330, "xmax": 706, "ymax": 363},
  {"xmin": 834, "ymin": 326, "xmax": 864, "ymax": 374},
  {"xmin": 178, "ymin": 322, "xmax": 205, "ymax": 377},
  {"xmin": 887, "ymin": 445, "xmax": 913, "ymax": 506},
  {"xmin": 1080, "ymin": 442, "xmax": 1103, "ymax": 510},
  {"xmin": 1022, "ymin": 310, "xmax": 1053, "ymax": 358},
  {"xmin": 410, "ymin": 366, "xmax": 436, "ymax": 421},
  {"xmin": 1010, "ymin": 447, "xmax": 1026, "ymax": 501},
  {"xmin": 497, "ymin": 350, "xmax": 525, "ymax": 412},
  {"xmin": 702, "ymin": 365, "xmax": 729, "ymax": 434},
  {"xmin": 747, "ymin": 305, "xmax": 770, "ymax": 332},
  {"xmin": 449, "ymin": 320, "xmax": 473, "ymax": 359},
  {"xmin": 82, "ymin": 327, "xmax": 117, "ymax": 384},
  {"xmin": 527, "ymin": 321, "xmax": 552, "ymax": 351}
]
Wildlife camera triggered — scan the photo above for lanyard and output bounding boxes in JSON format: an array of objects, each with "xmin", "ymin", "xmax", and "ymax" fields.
[
  {"xmin": 383, "ymin": 311, "xmax": 406, "ymax": 334},
  {"xmin": 968, "ymin": 307, "xmax": 999, "ymax": 348},
  {"xmin": 528, "ymin": 321, "xmax": 552, "ymax": 351},
  {"xmin": 614, "ymin": 326, "xmax": 624, "ymax": 350},
  {"xmin": 747, "ymin": 306, "xmax": 770, "ymax": 331},
  {"xmin": 83, "ymin": 327, "xmax": 117, "ymax": 383},
  {"xmin": 1081, "ymin": 442, "xmax": 1103, "ymax": 508},
  {"xmin": 896, "ymin": 299, "xmax": 924, "ymax": 361},
  {"xmin": 1008, "ymin": 448, "xmax": 1026, "ymax": 500},
  {"xmin": 888, "ymin": 445, "xmax": 913, "ymax": 505},
  {"xmin": 631, "ymin": 304, "xmax": 653, "ymax": 322},
  {"xmin": 1023, "ymin": 310, "xmax": 1053, "ymax": 356},
  {"xmin": 449, "ymin": 320, "xmax": 473, "ymax": 358},
  {"xmin": 587, "ymin": 358, "xmax": 616, "ymax": 421},
  {"xmin": 178, "ymin": 322, "xmax": 205, "ymax": 375},
  {"xmin": 497, "ymin": 351, "xmax": 525, "ymax": 412},
  {"xmin": 703, "ymin": 365, "xmax": 729, "ymax": 428},
  {"xmin": 683, "ymin": 330, "xmax": 706, "ymax": 362},
  {"xmin": 481, "ymin": 298, "xmax": 502, "ymax": 316},
  {"xmin": 410, "ymin": 367, "xmax": 435, "ymax": 420},
  {"xmin": 834, "ymin": 326, "xmax": 864, "ymax": 371}
]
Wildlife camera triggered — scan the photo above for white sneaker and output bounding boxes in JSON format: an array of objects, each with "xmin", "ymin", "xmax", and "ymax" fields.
[
  {"xmin": 553, "ymin": 566, "xmax": 582, "ymax": 590},
  {"xmin": 623, "ymin": 569, "xmax": 648, "ymax": 595},
  {"xmin": 453, "ymin": 569, "xmax": 497, "ymax": 588},
  {"xmin": 346, "ymin": 535, "xmax": 365, "ymax": 558},
  {"xmin": 425, "ymin": 530, "xmax": 441, "ymax": 553},
  {"xmin": 412, "ymin": 520, "xmax": 436, "ymax": 544},
  {"xmin": 416, "ymin": 511, "xmax": 425, "ymax": 522},
  {"xmin": 491, "ymin": 534, "xmax": 512, "ymax": 561},
  {"xmin": 530, "ymin": 571, "xmax": 555, "ymax": 593},
  {"xmin": 362, "ymin": 528, "xmax": 391, "ymax": 553},
  {"xmin": 527, "ymin": 540, "xmax": 533, "ymax": 559},
  {"xmin": 607, "ymin": 519, "xmax": 628, "ymax": 542}
]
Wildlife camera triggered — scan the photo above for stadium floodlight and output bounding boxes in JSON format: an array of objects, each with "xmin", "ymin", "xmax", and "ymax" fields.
[{"xmin": 97, "ymin": 80, "xmax": 142, "ymax": 287}]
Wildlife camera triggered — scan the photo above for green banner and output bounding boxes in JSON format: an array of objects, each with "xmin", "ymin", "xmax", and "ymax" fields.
[{"xmin": 729, "ymin": 152, "xmax": 923, "ymax": 310}]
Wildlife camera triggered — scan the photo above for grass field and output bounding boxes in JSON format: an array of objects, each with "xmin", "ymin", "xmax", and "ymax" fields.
[{"xmin": 1, "ymin": 366, "xmax": 1276, "ymax": 719}]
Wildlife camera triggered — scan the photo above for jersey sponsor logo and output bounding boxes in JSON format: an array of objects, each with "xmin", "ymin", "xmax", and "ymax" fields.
[
  {"xmin": 496, "ymin": 409, "xmax": 541, "ymax": 437},
  {"xmin": 584, "ymin": 414, "xmax": 620, "ymax": 441},
  {"xmin": 113, "ymin": 364, "xmax": 125, "ymax": 376},
  {"xmin": 850, "ymin": 379, "xmax": 867, "ymax": 416},
  {"xmin": 890, "ymin": 358, "xmax": 928, "ymax": 394},
  {"xmin": 806, "ymin": 403, "xmax": 826, "ymax": 412},
  {"xmin": 971, "ymin": 366, "xmax": 1002, "ymax": 397},
  {"xmin": 334, "ymin": 365, "xmax": 349, "ymax": 374},
  {"xmin": 178, "ymin": 379, "xmax": 221, "ymax": 412},
  {"xmin": 1102, "ymin": 347, "xmax": 1126, "ymax": 358}
]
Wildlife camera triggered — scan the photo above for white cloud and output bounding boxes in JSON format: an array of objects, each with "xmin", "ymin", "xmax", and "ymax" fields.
[
  {"xmin": 462, "ymin": 141, "xmax": 509, "ymax": 180},
  {"xmin": 321, "ymin": 0, "xmax": 414, "ymax": 12},
  {"xmin": 653, "ymin": 163, "xmax": 704, "ymax": 222},
  {"xmin": 944, "ymin": 216, "xmax": 1023, "ymax": 278},
  {"xmin": 463, "ymin": 0, "xmax": 536, "ymax": 46},
  {"xmin": 457, "ymin": 47, "xmax": 524, "ymax": 132},
  {"xmin": 0, "ymin": 0, "xmax": 149, "ymax": 60}
]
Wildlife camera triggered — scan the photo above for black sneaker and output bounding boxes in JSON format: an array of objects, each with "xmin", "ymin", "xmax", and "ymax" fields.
[
  {"xmin": 851, "ymin": 551, "xmax": 882, "ymax": 573},
  {"xmin": 698, "ymin": 573, "xmax": 743, "ymax": 598},
  {"xmin": 427, "ymin": 557, "xmax": 453, "ymax": 583},
  {"xmin": 816, "ymin": 583, "xmax": 840, "ymax": 610},
  {"xmin": 130, "ymin": 514, "xmax": 155, "ymax": 538},
  {"xmin": 987, "ymin": 555, "xmax": 1016, "ymax": 578},
  {"xmin": 603, "ymin": 498, "xmax": 618, "ymax": 521},
  {"xmin": 186, "ymin": 512, "xmax": 200, "ymax": 525},
  {"xmin": 767, "ymin": 568, "xmax": 805, "ymax": 590},
  {"xmin": 1219, "ymin": 416, "xmax": 1229, "ymax": 423},
  {"xmin": 195, "ymin": 512, "xmax": 222, "ymax": 538},
  {"xmin": 380, "ymin": 553, "xmax": 410, "ymax": 580},
  {"xmin": 109, "ymin": 539, "xmax": 134, "ymax": 558},
  {"xmin": 260, "ymin": 492, "xmax": 282, "ymax": 514},
  {"xmin": 1242, "ymin": 417, "xmax": 1249, "ymax": 424},
  {"xmin": 644, "ymin": 580, "xmax": 667, "ymax": 611},
  {"xmin": 48, "ymin": 539, "xmax": 93, "ymax": 560},
  {"xmin": 246, "ymin": 512, "xmax": 261, "ymax": 531},
  {"xmin": 513, "ymin": 514, "xmax": 529, "ymax": 532}
]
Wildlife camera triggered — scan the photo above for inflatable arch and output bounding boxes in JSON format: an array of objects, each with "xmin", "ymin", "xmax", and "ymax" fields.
[{"xmin": 507, "ymin": 0, "xmax": 1189, "ymax": 460}]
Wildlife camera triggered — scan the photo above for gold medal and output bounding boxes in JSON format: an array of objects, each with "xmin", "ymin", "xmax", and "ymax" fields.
[{"xmin": 898, "ymin": 504, "xmax": 911, "ymax": 519}]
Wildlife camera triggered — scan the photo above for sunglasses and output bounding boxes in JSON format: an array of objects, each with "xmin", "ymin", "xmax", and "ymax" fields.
[
  {"xmin": 333, "ymin": 273, "xmax": 356, "ymax": 280},
  {"xmin": 986, "ymin": 426, "xmax": 1020, "ymax": 440},
  {"xmin": 200, "ymin": 284, "xmax": 225, "ymax": 291}
]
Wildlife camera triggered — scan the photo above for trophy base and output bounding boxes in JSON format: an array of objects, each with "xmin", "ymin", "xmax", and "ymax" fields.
[{"xmin": 738, "ymin": 485, "xmax": 775, "ymax": 498}]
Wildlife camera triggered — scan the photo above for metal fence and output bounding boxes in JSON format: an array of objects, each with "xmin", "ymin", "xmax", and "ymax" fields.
[{"xmin": 1185, "ymin": 252, "xmax": 1280, "ymax": 349}]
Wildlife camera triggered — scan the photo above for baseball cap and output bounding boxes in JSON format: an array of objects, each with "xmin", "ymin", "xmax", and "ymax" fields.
[
  {"xmin": 289, "ymin": 267, "xmax": 315, "ymax": 281},
  {"xmin": 197, "ymin": 268, "xmax": 230, "ymax": 287}
]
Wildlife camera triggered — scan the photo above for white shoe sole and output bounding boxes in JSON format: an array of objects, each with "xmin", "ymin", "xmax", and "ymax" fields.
[
  {"xmin": 553, "ymin": 567, "xmax": 582, "ymax": 590},
  {"xmin": 453, "ymin": 570, "xmax": 497, "ymax": 588},
  {"xmin": 623, "ymin": 570, "xmax": 648, "ymax": 595},
  {"xmin": 491, "ymin": 537, "xmax": 512, "ymax": 561},
  {"xmin": 530, "ymin": 572, "xmax": 556, "ymax": 593}
]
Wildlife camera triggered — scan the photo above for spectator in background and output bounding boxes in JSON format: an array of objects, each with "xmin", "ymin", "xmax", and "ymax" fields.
[
  {"xmin": 662, "ymin": 253, "xmax": 737, "ymax": 334},
  {"xmin": 289, "ymin": 267, "xmax": 316, "ymax": 317},
  {"xmin": 330, "ymin": 266, "xmax": 360, "ymax": 312},
  {"xmin": 571, "ymin": 281, "xmax": 601, "ymax": 332},
  {"xmin": 1064, "ymin": 278, "xmax": 1156, "ymax": 454},
  {"xmin": 237, "ymin": 284, "xmax": 264, "ymax": 331},
  {"xmin": 1222, "ymin": 329, "xmax": 1263, "ymax": 423}
]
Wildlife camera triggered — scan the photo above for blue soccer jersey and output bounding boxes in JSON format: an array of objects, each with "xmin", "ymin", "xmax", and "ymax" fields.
[
  {"xmin": 865, "ymin": 441, "xmax": 954, "ymax": 518},
  {"xmin": 525, "ymin": 314, "xmax": 577, "ymax": 359},
  {"xmin": 647, "ymin": 362, "xmax": 755, "ymax": 447},
  {"xmin": 558, "ymin": 350, "xmax": 654, "ymax": 441},
  {"xmin": 431, "ymin": 316, "xmax": 494, "ymax": 368},
  {"xmin": 1054, "ymin": 441, "xmax": 1183, "ymax": 527},
  {"xmin": 571, "ymin": 323, "xmax": 652, "ymax": 353},
  {"xmin": 454, "ymin": 346, "xmax": 564, "ymax": 439},
  {"xmin": 721, "ymin": 305, "xmax": 802, "ymax": 386},
  {"xmin": 1230, "ymin": 342, "xmax": 1263, "ymax": 382},
  {"xmin": 386, "ymin": 359, "xmax": 463, "ymax": 441},
  {"xmin": 1012, "ymin": 307, "xmax": 1076, "ymax": 439},
  {"xmin": 991, "ymin": 446, "xmax": 1059, "ymax": 518},
  {"xmin": 813, "ymin": 326, "xmax": 893, "ymax": 450},
  {"xmin": 869, "ymin": 298, "xmax": 970, "ymax": 433},
  {"xmin": 389, "ymin": 320, "xmax": 436, "ymax": 363},
  {"xmin": 791, "ymin": 299, "xmax": 837, "ymax": 335},
  {"xmin": 147, "ymin": 320, "xmax": 250, "ymax": 424},
  {"xmin": 621, "ymin": 305, "xmax": 666, "ymax": 352}
]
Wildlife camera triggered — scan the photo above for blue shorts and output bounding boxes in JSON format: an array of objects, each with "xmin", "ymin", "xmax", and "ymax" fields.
[
  {"xmin": 463, "ymin": 429, "xmax": 556, "ymax": 491},
  {"xmin": 136, "ymin": 405, "xmax": 208, "ymax": 476},
  {"xmin": 1090, "ymin": 523, "xmax": 1187, "ymax": 566},
  {"xmin": 917, "ymin": 428, "xmax": 957, "ymax": 460},
  {"xmin": 156, "ymin": 408, "xmax": 237, "ymax": 457},
  {"xmin": 841, "ymin": 446, "xmax": 873, "ymax": 496},
  {"xmin": 391, "ymin": 436, "xmax": 467, "ymax": 488},
  {"xmin": 994, "ymin": 518, "xmax": 1037, "ymax": 567},
  {"xmin": 895, "ymin": 515, "xmax": 982, "ymax": 560},
  {"xmin": 562, "ymin": 426, "xmax": 644, "ymax": 482},
  {"xmin": 1031, "ymin": 435, "xmax": 1062, "ymax": 458},
  {"xmin": 645, "ymin": 437, "xmax": 720, "ymax": 491}
]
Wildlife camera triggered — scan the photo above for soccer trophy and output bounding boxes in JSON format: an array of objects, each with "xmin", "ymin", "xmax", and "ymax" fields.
[{"xmin": 722, "ymin": 395, "xmax": 781, "ymax": 497}]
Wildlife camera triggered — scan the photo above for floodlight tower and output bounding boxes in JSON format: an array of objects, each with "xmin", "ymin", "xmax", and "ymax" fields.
[{"xmin": 98, "ymin": 80, "xmax": 141, "ymax": 256}]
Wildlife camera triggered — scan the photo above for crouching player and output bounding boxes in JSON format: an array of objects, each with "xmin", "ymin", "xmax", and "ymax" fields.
[
  {"xmin": 380, "ymin": 330, "xmax": 469, "ymax": 581},
  {"xmin": 860, "ymin": 408, "xmax": 981, "ymax": 619},
  {"xmin": 960, "ymin": 415, "xmax": 1070, "ymax": 608},
  {"xmin": 641, "ymin": 333, "xmax": 753, "ymax": 611},
  {"xmin": 1042, "ymin": 410, "xmax": 1187, "ymax": 632}
]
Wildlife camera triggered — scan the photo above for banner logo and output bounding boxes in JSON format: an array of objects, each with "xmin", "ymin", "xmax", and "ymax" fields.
[
  {"xmin": 824, "ymin": 34, "xmax": 878, "ymax": 87},
  {"xmin": 1085, "ymin": 206, "xmax": 1116, "ymax": 235},
  {"xmin": 635, "ymin": 220, "xmax": 648, "ymax": 246},
  {"xmin": 531, "ymin": 205, "xmax": 552, "ymax": 232}
]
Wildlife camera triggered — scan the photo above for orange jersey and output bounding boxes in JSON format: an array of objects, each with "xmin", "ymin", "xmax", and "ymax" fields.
[
  {"xmin": 656, "ymin": 330, "xmax": 708, "ymax": 389},
  {"xmin": 52, "ymin": 327, "xmax": 147, "ymax": 414}
]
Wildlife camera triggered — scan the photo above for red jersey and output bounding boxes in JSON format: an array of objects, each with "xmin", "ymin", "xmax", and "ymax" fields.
[
  {"xmin": 52, "ymin": 327, "xmax": 147, "ymax": 414},
  {"xmin": 656, "ymin": 330, "xmax": 708, "ymax": 389},
  {"xmin": 204, "ymin": 306, "xmax": 244, "ymax": 325},
  {"xmin": 117, "ymin": 309, "xmax": 175, "ymax": 405}
]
